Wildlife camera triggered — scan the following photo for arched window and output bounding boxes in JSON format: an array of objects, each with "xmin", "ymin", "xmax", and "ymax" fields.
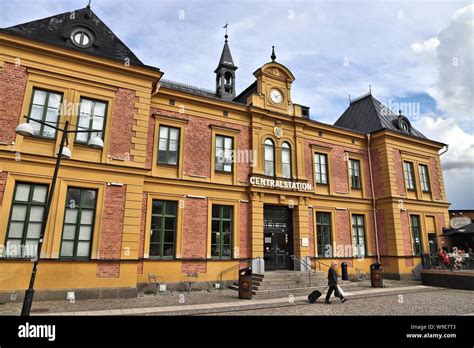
[
  {"xmin": 281, "ymin": 142, "xmax": 291, "ymax": 179},
  {"xmin": 264, "ymin": 139, "xmax": 275, "ymax": 177}
]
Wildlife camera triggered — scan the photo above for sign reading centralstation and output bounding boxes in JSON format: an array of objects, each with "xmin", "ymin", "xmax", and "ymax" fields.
[{"xmin": 250, "ymin": 176, "xmax": 313, "ymax": 192}]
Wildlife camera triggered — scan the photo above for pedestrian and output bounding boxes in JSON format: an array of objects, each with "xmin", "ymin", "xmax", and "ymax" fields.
[{"xmin": 325, "ymin": 262, "xmax": 346, "ymax": 304}]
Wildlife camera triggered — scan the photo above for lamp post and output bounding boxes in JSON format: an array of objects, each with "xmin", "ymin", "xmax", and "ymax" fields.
[{"xmin": 15, "ymin": 115, "xmax": 104, "ymax": 316}]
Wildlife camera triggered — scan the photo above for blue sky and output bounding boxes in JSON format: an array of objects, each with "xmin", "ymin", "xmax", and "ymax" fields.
[{"xmin": 1, "ymin": 0, "xmax": 473, "ymax": 209}]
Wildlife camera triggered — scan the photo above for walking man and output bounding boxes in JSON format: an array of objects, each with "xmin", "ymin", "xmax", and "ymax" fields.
[{"xmin": 325, "ymin": 262, "xmax": 346, "ymax": 304}]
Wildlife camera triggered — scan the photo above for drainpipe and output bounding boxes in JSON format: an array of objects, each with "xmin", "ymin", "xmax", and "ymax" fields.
[
  {"xmin": 439, "ymin": 144, "xmax": 449, "ymax": 156},
  {"xmin": 367, "ymin": 134, "xmax": 381, "ymax": 264}
]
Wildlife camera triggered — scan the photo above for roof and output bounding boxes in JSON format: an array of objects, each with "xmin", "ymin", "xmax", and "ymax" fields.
[
  {"xmin": 334, "ymin": 93, "xmax": 426, "ymax": 139},
  {"xmin": 2, "ymin": 6, "xmax": 149, "ymax": 69},
  {"xmin": 214, "ymin": 39, "xmax": 237, "ymax": 72},
  {"xmin": 233, "ymin": 81, "xmax": 257, "ymax": 104},
  {"xmin": 443, "ymin": 222, "xmax": 474, "ymax": 235}
]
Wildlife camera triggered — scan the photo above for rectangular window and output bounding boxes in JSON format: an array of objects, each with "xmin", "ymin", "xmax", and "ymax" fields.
[
  {"xmin": 352, "ymin": 214, "xmax": 366, "ymax": 258},
  {"xmin": 314, "ymin": 153, "xmax": 328, "ymax": 184},
  {"xmin": 76, "ymin": 98, "xmax": 107, "ymax": 144},
  {"xmin": 211, "ymin": 205, "xmax": 233, "ymax": 259},
  {"xmin": 215, "ymin": 135, "xmax": 233, "ymax": 172},
  {"xmin": 158, "ymin": 126, "xmax": 180, "ymax": 165},
  {"xmin": 404, "ymin": 161, "xmax": 416, "ymax": 190},
  {"xmin": 419, "ymin": 164, "xmax": 430, "ymax": 192},
  {"xmin": 60, "ymin": 188, "xmax": 97, "ymax": 259},
  {"xmin": 4, "ymin": 183, "xmax": 48, "ymax": 258},
  {"xmin": 150, "ymin": 200, "xmax": 177, "ymax": 258},
  {"xmin": 28, "ymin": 88, "xmax": 62, "ymax": 139},
  {"xmin": 349, "ymin": 159, "xmax": 361, "ymax": 189},
  {"xmin": 316, "ymin": 212, "xmax": 331, "ymax": 256},
  {"xmin": 410, "ymin": 215, "xmax": 422, "ymax": 256}
]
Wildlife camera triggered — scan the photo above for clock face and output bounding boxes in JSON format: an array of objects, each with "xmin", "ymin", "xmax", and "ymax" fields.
[{"xmin": 270, "ymin": 89, "xmax": 283, "ymax": 104}]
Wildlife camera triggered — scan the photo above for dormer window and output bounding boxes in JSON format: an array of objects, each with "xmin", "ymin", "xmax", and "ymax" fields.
[
  {"xmin": 71, "ymin": 28, "xmax": 93, "ymax": 48},
  {"xmin": 396, "ymin": 114, "xmax": 411, "ymax": 133}
]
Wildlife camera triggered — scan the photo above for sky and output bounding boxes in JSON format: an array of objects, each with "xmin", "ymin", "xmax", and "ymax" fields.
[{"xmin": 1, "ymin": 0, "xmax": 473, "ymax": 209}]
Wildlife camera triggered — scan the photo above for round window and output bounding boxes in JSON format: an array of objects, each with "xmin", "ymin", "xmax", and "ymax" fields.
[{"xmin": 71, "ymin": 28, "xmax": 93, "ymax": 48}]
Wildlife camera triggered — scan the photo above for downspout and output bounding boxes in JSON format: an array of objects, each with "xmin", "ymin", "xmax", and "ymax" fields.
[
  {"xmin": 367, "ymin": 134, "xmax": 381, "ymax": 264},
  {"xmin": 439, "ymin": 144, "xmax": 449, "ymax": 156}
]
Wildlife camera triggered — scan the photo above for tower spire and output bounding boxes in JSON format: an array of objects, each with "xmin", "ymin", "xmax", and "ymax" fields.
[
  {"xmin": 271, "ymin": 46, "xmax": 276, "ymax": 62},
  {"xmin": 223, "ymin": 22, "xmax": 228, "ymax": 42},
  {"xmin": 215, "ymin": 24, "xmax": 237, "ymax": 100}
]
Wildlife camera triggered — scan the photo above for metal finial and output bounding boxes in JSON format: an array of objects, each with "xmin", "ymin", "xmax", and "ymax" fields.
[
  {"xmin": 399, "ymin": 109, "xmax": 403, "ymax": 115},
  {"xmin": 271, "ymin": 46, "xmax": 276, "ymax": 62},
  {"xmin": 369, "ymin": 84, "xmax": 372, "ymax": 94},
  {"xmin": 223, "ymin": 22, "xmax": 228, "ymax": 42},
  {"xmin": 349, "ymin": 94, "xmax": 351, "ymax": 104},
  {"xmin": 87, "ymin": 0, "xmax": 91, "ymax": 8}
]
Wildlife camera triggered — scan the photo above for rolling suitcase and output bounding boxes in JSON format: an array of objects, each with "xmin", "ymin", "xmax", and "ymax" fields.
[{"xmin": 307, "ymin": 290, "xmax": 322, "ymax": 303}]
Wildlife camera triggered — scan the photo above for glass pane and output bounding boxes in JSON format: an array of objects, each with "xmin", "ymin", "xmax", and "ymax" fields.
[
  {"xmin": 164, "ymin": 217, "xmax": 175, "ymax": 230},
  {"xmin": 81, "ymin": 99, "xmax": 93, "ymax": 115},
  {"xmin": 222, "ymin": 220, "xmax": 232, "ymax": 233},
  {"xmin": 76, "ymin": 132, "xmax": 88, "ymax": 143},
  {"xmin": 29, "ymin": 206, "xmax": 44, "ymax": 222},
  {"xmin": 33, "ymin": 90, "xmax": 47, "ymax": 105},
  {"xmin": 158, "ymin": 150, "xmax": 167, "ymax": 163},
  {"xmin": 60, "ymin": 241, "xmax": 74, "ymax": 257},
  {"xmin": 165, "ymin": 202, "xmax": 176, "ymax": 216},
  {"xmin": 224, "ymin": 164, "xmax": 232, "ymax": 172},
  {"xmin": 224, "ymin": 137, "xmax": 232, "ymax": 149},
  {"xmin": 15, "ymin": 184, "xmax": 30, "ymax": 202},
  {"xmin": 216, "ymin": 136, "xmax": 223, "ymax": 148},
  {"xmin": 168, "ymin": 151, "xmax": 177, "ymax": 165},
  {"xmin": 92, "ymin": 116, "xmax": 104, "ymax": 131},
  {"xmin": 283, "ymin": 164, "xmax": 290, "ymax": 178},
  {"xmin": 11, "ymin": 205, "xmax": 27, "ymax": 221},
  {"xmin": 169, "ymin": 128, "xmax": 179, "ymax": 141},
  {"xmin": 282, "ymin": 149, "xmax": 290, "ymax": 164},
  {"xmin": 62, "ymin": 225, "xmax": 76, "ymax": 240},
  {"xmin": 79, "ymin": 226, "xmax": 92, "ymax": 241},
  {"xmin": 169, "ymin": 139, "xmax": 178, "ymax": 151},
  {"xmin": 65, "ymin": 208, "xmax": 78, "ymax": 224},
  {"xmin": 150, "ymin": 243, "xmax": 161, "ymax": 256},
  {"xmin": 265, "ymin": 161, "xmax": 274, "ymax": 176},
  {"xmin": 30, "ymin": 104, "xmax": 44, "ymax": 120},
  {"xmin": 48, "ymin": 93, "xmax": 61, "ymax": 108},
  {"xmin": 222, "ymin": 206, "xmax": 232, "ymax": 219},
  {"xmin": 32, "ymin": 186, "xmax": 47, "ymax": 203},
  {"xmin": 265, "ymin": 145, "xmax": 274, "ymax": 161},
  {"xmin": 158, "ymin": 139, "xmax": 168, "ymax": 151},
  {"xmin": 6, "ymin": 239, "xmax": 21, "ymax": 257},
  {"xmin": 358, "ymin": 216, "xmax": 364, "ymax": 226},
  {"xmin": 222, "ymin": 245, "xmax": 231, "ymax": 257},
  {"xmin": 164, "ymin": 230, "xmax": 174, "ymax": 243},
  {"xmin": 223, "ymin": 233, "xmax": 231, "ymax": 244},
  {"xmin": 163, "ymin": 244, "xmax": 174, "ymax": 256},
  {"xmin": 211, "ymin": 244, "xmax": 219, "ymax": 256},
  {"xmin": 211, "ymin": 232, "xmax": 219, "ymax": 244},
  {"xmin": 152, "ymin": 200, "xmax": 163, "ymax": 215},
  {"xmin": 67, "ymin": 188, "xmax": 81, "ymax": 208},
  {"xmin": 30, "ymin": 120, "xmax": 41, "ymax": 135},
  {"xmin": 212, "ymin": 220, "xmax": 220, "ymax": 232},
  {"xmin": 81, "ymin": 210, "xmax": 94, "ymax": 225},
  {"xmin": 8, "ymin": 222, "xmax": 24, "ymax": 238},
  {"xmin": 159, "ymin": 126, "xmax": 169, "ymax": 139},
  {"xmin": 24, "ymin": 240, "xmax": 38, "ymax": 257},
  {"xmin": 94, "ymin": 102, "xmax": 106, "ymax": 116},
  {"xmin": 151, "ymin": 216, "xmax": 161, "ymax": 230},
  {"xmin": 82, "ymin": 190, "xmax": 96, "ymax": 207},
  {"xmin": 150, "ymin": 229, "xmax": 161, "ymax": 243},
  {"xmin": 26, "ymin": 222, "xmax": 41, "ymax": 239},
  {"xmin": 45, "ymin": 107, "xmax": 59, "ymax": 123},
  {"xmin": 78, "ymin": 114, "xmax": 90, "ymax": 129},
  {"xmin": 212, "ymin": 205, "xmax": 220, "ymax": 219},
  {"xmin": 76, "ymin": 242, "xmax": 90, "ymax": 257},
  {"xmin": 42, "ymin": 126, "xmax": 56, "ymax": 138}
]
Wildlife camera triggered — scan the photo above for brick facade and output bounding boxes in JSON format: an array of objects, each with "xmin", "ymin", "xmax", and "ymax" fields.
[
  {"xmin": 181, "ymin": 197, "xmax": 207, "ymax": 259},
  {"xmin": 239, "ymin": 202, "xmax": 250, "ymax": 259},
  {"xmin": 0, "ymin": 62, "xmax": 28, "ymax": 145},
  {"xmin": 393, "ymin": 149, "xmax": 405, "ymax": 196},
  {"xmin": 370, "ymin": 148, "xmax": 385, "ymax": 198},
  {"xmin": 335, "ymin": 209, "xmax": 351, "ymax": 255},
  {"xmin": 429, "ymin": 157, "xmax": 443, "ymax": 200},
  {"xmin": 108, "ymin": 88, "xmax": 138, "ymax": 161}
]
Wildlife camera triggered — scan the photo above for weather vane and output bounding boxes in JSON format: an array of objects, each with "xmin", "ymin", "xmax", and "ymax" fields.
[{"xmin": 223, "ymin": 22, "xmax": 229, "ymax": 41}]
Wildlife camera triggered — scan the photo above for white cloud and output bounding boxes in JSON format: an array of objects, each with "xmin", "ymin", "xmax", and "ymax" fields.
[{"xmin": 411, "ymin": 37, "xmax": 440, "ymax": 54}]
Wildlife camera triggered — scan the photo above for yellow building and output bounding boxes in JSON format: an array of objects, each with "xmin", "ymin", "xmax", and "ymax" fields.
[{"xmin": 0, "ymin": 6, "xmax": 450, "ymax": 298}]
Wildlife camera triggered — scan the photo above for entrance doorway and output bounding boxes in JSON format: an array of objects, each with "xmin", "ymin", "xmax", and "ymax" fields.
[
  {"xmin": 428, "ymin": 233, "xmax": 438, "ymax": 255},
  {"xmin": 263, "ymin": 205, "xmax": 293, "ymax": 271}
]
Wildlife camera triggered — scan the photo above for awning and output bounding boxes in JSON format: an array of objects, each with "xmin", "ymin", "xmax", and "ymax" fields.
[{"xmin": 443, "ymin": 222, "xmax": 474, "ymax": 236}]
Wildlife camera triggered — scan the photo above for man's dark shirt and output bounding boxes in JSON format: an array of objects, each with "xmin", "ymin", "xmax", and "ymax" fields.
[{"xmin": 327, "ymin": 267, "xmax": 338, "ymax": 286}]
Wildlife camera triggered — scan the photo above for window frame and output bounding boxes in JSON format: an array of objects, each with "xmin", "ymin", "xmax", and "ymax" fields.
[
  {"xmin": 316, "ymin": 212, "xmax": 332, "ymax": 257},
  {"xmin": 75, "ymin": 97, "xmax": 108, "ymax": 144},
  {"xmin": 211, "ymin": 204, "xmax": 233, "ymax": 260},
  {"xmin": 157, "ymin": 125, "xmax": 181, "ymax": 166},
  {"xmin": 404, "ymin": 161, "xmax": 416, "ymax": 191},
  {"xmin": 314, "ymin": 153, "xmax": 328, "ymax": 185},
  {"xmin": 264, "ymin": 138, "xmax": 275, "ymax": 177},
  {"xmin": 27, "ymin": 88, "xmax": 63, "ymax": 140},
  {"xmin": 4, "ymin": 182, "xmax": 49, "ymax": 258},
  {"xmin": 149, "ymin": 200, "xmax": 177, "ymax": 259},
  {"xmin": 410, "ymin": 215, "xmax": 422, "ymax": 256},
  {"xmin": 59, "ymin": 187, "xmax": 98, "ymax": 260},
  {"xmin": 215, "ymin": 134, "xmax": 234, "ymax": 173},
  {"xmin": 281, "ymin": 142, "xmax": 292, "ymax": 179},
  {"xmin": 418, "ymin": 164, "xmax": 431, "ymax": 193},
  {"xmin": 351, "ymin": 214, "xmax": 366, "ymax": 258},
  {"xmin": 349, "ymin": 159, "xmax": 361, "ymax": 189}
]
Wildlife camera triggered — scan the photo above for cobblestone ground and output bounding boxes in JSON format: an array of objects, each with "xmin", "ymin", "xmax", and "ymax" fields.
[{"xmin": 203, "ymin": 289, "xmax": 474, "ymax": 316}]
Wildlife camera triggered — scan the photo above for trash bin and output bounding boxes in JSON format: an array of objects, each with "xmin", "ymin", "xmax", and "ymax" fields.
[
  {"xmin": 238, "ymin": 267, "xmax": 253, "ymax": 299},
  {"xmin": 341, "ymin": 262, "xmax": 348, "ymax": 281},
  {"xmin": 370, "ymin": 262, "xmax": 383, "ymax": 288}
]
